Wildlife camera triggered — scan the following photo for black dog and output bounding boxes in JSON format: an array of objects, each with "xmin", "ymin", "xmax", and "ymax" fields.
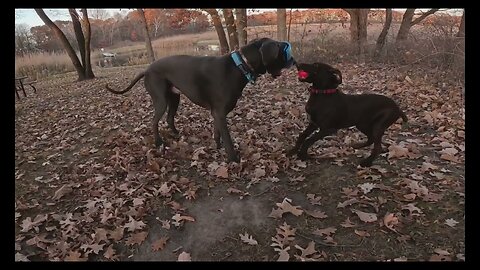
[
  {"xmin": 106, "ymin": 38, "xmax": 295, "ymax": 162},
  {"xmin": 287, "ymin": 62, "xmax": 408, "ymax": 167}
]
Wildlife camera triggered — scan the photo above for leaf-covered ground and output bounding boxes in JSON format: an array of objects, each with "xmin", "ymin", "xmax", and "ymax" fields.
[{"xmin": 15, "ymin": 63, "xmax": 464, "ymax": 261}]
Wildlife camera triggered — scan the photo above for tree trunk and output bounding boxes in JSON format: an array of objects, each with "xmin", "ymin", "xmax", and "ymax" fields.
[
  {"xmin": 235, "ymin": 8, "xmax": 247, "ymax": 47},
  {"xmin": 345, "ymin": 9, "xmax": 369, "ymax": 56},
  {"xmin": 277, "ymin": 9, "xmax": 287, "ymax": 41},
  {"xmin": 35, "ymin": 8, "xmax": 86, "ymax": 81},
  {"xmin": 287, "ymin": 9, "xmax": 293, "ymax": 42},
  {"xmin": 81, "ymin": 9, "xmax": 94, "ymax": 78},
  {"xmin": 205, "ymin": 9, "xmax": 229, "ymax": 54},
  {"xmin": 223, "ymin": 9, "xmax": 239, "ymax": 50},
  {"xmin": 457, "ymin": 10, "xmax": 465, "ymax": 37},
  {"xmin": 374, "ymin": 8, "xmax": 393, "ymax": 58},
  {"xmin": 396, "ymin": 9, "xmax": 415, "ymax": 42},
  {"xmin": 68, "ymin": 9, "xmax": 86, "ymax": 67},
  {"xmin": 137, "ymin": 9, "xmax": 155, "ymax": 63},
  {"xmin": 397, "ymin": 8, "xmax": 440, "ymax": 43}
]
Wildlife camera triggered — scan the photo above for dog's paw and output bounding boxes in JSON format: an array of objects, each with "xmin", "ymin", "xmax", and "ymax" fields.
[
  {"xmin": 227, "ymin": 152, "xmax": 240, "ymax": 163},
  {"xmin": 286, "ymin": 148, "xmax": 298, "ymax": 156},
  {"xmin": 297, "ymin": 152, "xmax": 311, "ymax": 161},
  {"xmin": 359, "ymin": 159, "xmax": 373, "ymax": 167}
]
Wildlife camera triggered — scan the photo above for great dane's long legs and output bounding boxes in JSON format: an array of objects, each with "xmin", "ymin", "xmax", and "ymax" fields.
[
  {"xmin": 287, "ymin": 122, "xmax": 317, "ymax": 156},
  {"xmin": 212, "ymin": 110, "xmax": 238, "ymax": 162},
  {"xmin": 214, "ymin": 124, "xmax": 222, "ymax": 149},
  {"xmin": 166, "ymin": 92, "xmax": 180, "ymax": 135},
  {"xmin": 145, "ymin": 75, "xmax": 169, "ymax": 148}
]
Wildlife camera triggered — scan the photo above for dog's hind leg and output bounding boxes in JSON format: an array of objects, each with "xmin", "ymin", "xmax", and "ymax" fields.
[
  {"xmin": 166, "ymin": 91, "xmax": 180, "ymax": 135},
  {"xmin": 359, "ymin": 110, "xmax": 399, "ymax": 166},
  {"xmin": 287, "ymin": 122, "xmax": 317, "ymax": 156},
  {"xmin": 297, "ymin": 128, "xmax": 337, "ymax": 160},
  {"xmin": 352, "ymin": 124, "xmax": 374, "ymax": 149}
]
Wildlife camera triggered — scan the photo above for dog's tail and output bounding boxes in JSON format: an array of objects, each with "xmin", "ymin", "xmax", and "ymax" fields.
[{"xmin": 105, "ymin": 71, "xmax": 146, "ymax": 94}]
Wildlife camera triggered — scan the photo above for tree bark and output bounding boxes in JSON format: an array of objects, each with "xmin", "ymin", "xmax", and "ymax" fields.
[
  {"xmin": 223, "ymin": 9, "xmax": 239, "ymax": 50},
  {"xmin": 68, "ymin": 9, "xmax": 86, "ymax": 67},
  {"xmin": 344, "ymin": 9, "xmax": 369, "ymax": 56},
  {"xmin": 137, "ymin": 8, "xmax": 155, "ymax": 63},
  {"xmin": 80, "ymin": 9, "xmax": 94, "ymax": 78},
  {"xmin": 277, "ymin": 9, "xmax": 287, "ymax": 41},
  {"xmin": 35, "ymin": 8, "xmax": 86, "ymax": 81},
  {"xmin": 396, "ymin": 8, "xmax": 439, "ymax": 43},
  {"xmin": 287, "ymin": 9, "xmax": 293, "ymax": 42},
  {"xmin": 456, "ymin": 10, "xmax": 465, "ymax": 37},
  {"xmin": 235, "ymin": 9, "xmax": 247, "ymax": 47},
  {"xmin": 205, "ymin": 9, "xmax": 229, "ymax": 54},
  {"xmin": 374, "ymin": 8, "xmax": 392, "ymax": 58}
]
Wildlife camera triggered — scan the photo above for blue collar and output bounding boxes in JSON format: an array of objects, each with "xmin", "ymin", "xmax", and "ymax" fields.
[{"xmin": 230, "ymin": 51, "xmax": 256, "ymax": 84}]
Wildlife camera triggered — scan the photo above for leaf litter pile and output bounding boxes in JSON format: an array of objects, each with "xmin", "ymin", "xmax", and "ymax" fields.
[{"xmin": 15, "ymin": 63, "xmax": 464, "ymax": 261}]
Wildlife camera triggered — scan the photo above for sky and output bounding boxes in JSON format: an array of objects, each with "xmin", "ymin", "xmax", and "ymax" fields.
[
  {"xmin": 15, "ymin": 9, "xmax": 122, "ymax": 27},
  {"xmin": 15, "ymin": 8, "xmax": 463, "ymax": 28}
]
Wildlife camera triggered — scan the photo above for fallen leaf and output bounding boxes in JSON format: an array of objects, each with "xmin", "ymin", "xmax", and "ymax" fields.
[
  {"xmin": 444, "ymin": 218, "xmax": 459, "ymax": 228},
  {"xmin": 352, "ymin": 209, "xmax": 377, "ymax": 223},
  {"xmin": 313, "ymin": 227, "xmax": 337, "ymax": 237},
  {"xmin": 15, "ymin": 252, "xmax": 30, "ymax": 262},
  {"xmin": 133, "ymin": 198, "xmax": 144, "ymax": 207},
  {"xmin": 103, "ymin": 245, "xmax": 118, "ymax": 261},
  {"xmin": 340, "ymin": 217, "xmax": 356, "ymax": 228},
  {"xmin": 276, "ymin": 247, "xmax": 290, "ymax": 261},
  {"xmin": 305, "ymin": 209, "xmax": 328, "ymax": 219},
  {"xmin": 152, "ymin": 236, "xmax": 169, "ymax": 251},
  {"xmin": 358, "ymin": 183, "xmax": 376, "ymax": 194},
  {"xmin": 52, "ymin": 184, "xmax": 73, "ymax": 200},
  {"xmin": 215, "ymin": 166, "xmax": 229, "ymax": 178},
  {"xmin": 253, "ymin": 167, "xmax": 266, "ymax": 178},
  {"xmin": 239, "ymin": 232, "xmax": 258, "ymax": 245},
  {"xmin": 109, "ymin": 227, "xmax": 124, "ymax": 241},
  {"xmin": 125, "ymin": 231, "xmax": 148, "ymax": 246},
  {"xmin": 434, "ymin": 248, "xmax": 451, "ymax": 256},
  {"xmin": 80, "ymin": 243, "xmax": 105, "ymax": 255},
  {"xmin": 307, "ymin": 194, "xmax": 322, "ymax": 205},
  {"xmin": 354, "ymin": 229, "xmax": 370, "ymax": 237},
  {"xmin": 178, "ymin": 251, "xmax": 191, "ymax": 261},
  {"xmin": 124, "ymin": 216, "xmax": 146, "ymax": 232},
  {"xmin": 337, "ymin": 198, "xmax": 359, "ymax": 208}
]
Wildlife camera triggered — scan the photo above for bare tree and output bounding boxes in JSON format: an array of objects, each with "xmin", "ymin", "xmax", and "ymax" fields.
[
  {"xmin": 90, "ymin": 9, "xmax": 110, "ymax": 20},
  {"xmin": 344, "ymin": 9, "xmax": 370, "ymax": 56},
  {"xmin": 137, "ymin": 8, "xmax": 155, "ymax": 63},
  {"xmin": 204, "ymin": 9, "xmax": 229, "ymax": 54},
  {"xmin": 80, "ymin": 9, "xmax": 94, "ymax": 78},
  {"xmin": 235, "ymin": 9, "xmax": 247, "ymax": 47},
  {"xmin": 277, "ymin": 9, "xmax": 287, "ymax": 41},
  {"xmin": 35, "ymin": 8, "xmax": 94, "ymax": 81},
  {"xmin": 223, "ymin": 9, "xmax": 239, "ymax": 50},
  {"xmin": 374, "ymin": 8, "xmax": 393, "ymax": 59},
  {"xmin": 396, "ymin": 8, "xmax": 439, "ymax": 43},
  {"xmin": 456, "ymin": 9, "xmax": 465, "ymax": 37},
  {"xmin": 287, "ymin": 9, "xmax": 293, "ymax": 42}
]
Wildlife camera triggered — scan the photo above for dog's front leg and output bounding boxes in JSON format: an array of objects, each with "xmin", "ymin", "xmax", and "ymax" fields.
[
  {"xmin": 213, "ymin": 124, "xmax": 222, "ymax": 149},
  {"xmin": 212, "ymin": 111, "xmax": 239, "ymax": 162},
  {"xmin": 287, "ymin": 122, "xmax": 317, "ymax": 156},
  {"xmin": 297, "ymin": 128, "xmax": 337, "ymax": 160}
]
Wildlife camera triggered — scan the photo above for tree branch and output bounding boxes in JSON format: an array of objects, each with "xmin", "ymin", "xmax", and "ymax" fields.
[{"xmin": 411, "ymin": 8, "xmax": 440, "ymax": 26}]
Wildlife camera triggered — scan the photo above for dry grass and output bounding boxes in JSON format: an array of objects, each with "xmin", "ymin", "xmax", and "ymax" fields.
[{"xmin": 15, "ymin": 22, "xmax": 464, "ymax": 82}]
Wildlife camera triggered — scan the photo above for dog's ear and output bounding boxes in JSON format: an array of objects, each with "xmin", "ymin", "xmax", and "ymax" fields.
[
  {"xmin": 332, "ymin": 68, "xmax": 342, "ymax": 84},
  {"xmin": 259, "ymin": 41, "xmax": 280, "ymax": 67}
]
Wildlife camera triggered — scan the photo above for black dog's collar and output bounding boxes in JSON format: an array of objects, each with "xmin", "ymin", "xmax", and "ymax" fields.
[
  {"xmin": 231, "ymin": 50, "xmax": 257, "ymax": 84},
  {"xmin": 309, "ymin": 87, "xmax": 337, "ymax": 95}
]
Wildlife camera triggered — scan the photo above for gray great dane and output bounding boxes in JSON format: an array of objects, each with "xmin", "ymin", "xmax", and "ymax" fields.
[{"xmin": 106, "ymin": 38, "xmax": 295, "ymax": 162}]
